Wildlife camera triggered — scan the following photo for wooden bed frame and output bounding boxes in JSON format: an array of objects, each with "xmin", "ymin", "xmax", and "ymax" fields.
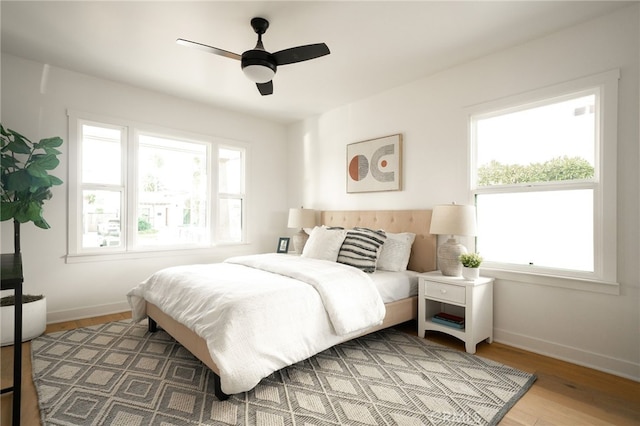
[{"xmin": 145, "ymin": 209, "xmax": 436, "ymax": 399}]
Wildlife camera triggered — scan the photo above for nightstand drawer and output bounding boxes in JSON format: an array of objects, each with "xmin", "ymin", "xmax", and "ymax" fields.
[{"xmin": 424, "ymin": 282, "xmax": 466, "ymax": 304}]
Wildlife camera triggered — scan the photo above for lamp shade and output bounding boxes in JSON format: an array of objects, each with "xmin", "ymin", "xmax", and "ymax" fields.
[
  {"xmin": 287, "ymin": 208, "xmax": 317, "ymax": 229},
  {"xmin": 429, "ymin": 204, "xmax": 477, "ymax": 236}
]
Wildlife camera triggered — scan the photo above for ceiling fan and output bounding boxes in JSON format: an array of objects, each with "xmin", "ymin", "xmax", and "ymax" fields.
[{"xmin": 177, "ymin": 17, "xmax": 330, "ymax": 96}]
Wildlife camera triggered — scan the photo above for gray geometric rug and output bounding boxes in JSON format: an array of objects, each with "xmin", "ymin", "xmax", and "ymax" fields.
[{"xmin": 32, "ymin": 320, "xmax": 535, "ymax": 425}]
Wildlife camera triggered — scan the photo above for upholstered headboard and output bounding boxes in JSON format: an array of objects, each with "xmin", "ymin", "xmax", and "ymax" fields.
[{"xmin": 320, "ymin": 210, "xmax": 437, "ymax": 273}]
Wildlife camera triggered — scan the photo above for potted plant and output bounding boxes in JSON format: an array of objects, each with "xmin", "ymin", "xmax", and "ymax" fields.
[
  {"xmin": 0, "ymin": 124, "xmax": 63, "ymax": 345},
  {"xmin": 459, "ymin": 252, "xmax": 483, "ymax": 280},
  {"xmin": 1, "ymin": 294, "xmax": 46, "ymax": 346}
]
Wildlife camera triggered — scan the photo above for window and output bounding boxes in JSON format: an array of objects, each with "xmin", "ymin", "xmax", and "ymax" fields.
[
  {"xmin": 217, "ymin": 147, "xmax": 244, "ymax": 242},
  {"xmin": 136, "ymin": 133, "xmax": 209, "ymax": 248},
  {"xmin": 68, "ymin": 112, "xmax": 246, "ymax": 257},
  {"xmin": 469, "ymin": 70, "xmax": 619, "ymax": 286}
]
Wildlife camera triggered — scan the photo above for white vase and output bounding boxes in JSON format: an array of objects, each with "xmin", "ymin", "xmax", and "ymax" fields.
[
  {"xmin": 462, "ymin": 267, "xmax": 480, "ymax": 281},
  {"xmin": 1, "ymin": 296, "xmax": 47, "ymax": 346}
]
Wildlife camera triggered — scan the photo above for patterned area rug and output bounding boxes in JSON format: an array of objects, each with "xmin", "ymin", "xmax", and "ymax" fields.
[{"xmin": 32, "ymin": 320, "xmax": 535, "ymax": 425}]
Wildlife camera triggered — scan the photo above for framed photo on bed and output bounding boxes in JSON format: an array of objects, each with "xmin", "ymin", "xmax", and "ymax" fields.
[
  {"xmin": 277, "ymin": 237, "xmax": 290, "ymax": 253},
  {"xmin": 347, "ymin": 134, "xmax": 402, "ymax": 193}
]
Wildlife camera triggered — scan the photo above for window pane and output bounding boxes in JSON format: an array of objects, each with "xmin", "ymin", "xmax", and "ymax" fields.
[
  {"xmin": 476, "ymin": 94, "xmax": 595, "ymax": 186},
  {"xmin": 218, "ymin": 198, "xmax": 242, "ymax": 242},
  {"xmin": 476, "ymin": 189, "xmax": 593, "ymax": 272},
  {"xmin": 219, "ymin": 148, "xmax": 243, "ymax": 194},
  {"xmin": 137, "ymin": 134, "xmax": 208, "ymax": 246},
  {"xmin": 82, "ymin": 124, "xmax": 122, "ymax": 185},
  {"xmin": 82, "ymin": 189, "xmax": 122, "ymax": 249}
]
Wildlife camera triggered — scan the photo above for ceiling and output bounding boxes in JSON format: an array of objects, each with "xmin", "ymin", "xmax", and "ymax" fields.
[{"xmin": 1, "ymin": 1, "xmax": 630, "ymax": 124}]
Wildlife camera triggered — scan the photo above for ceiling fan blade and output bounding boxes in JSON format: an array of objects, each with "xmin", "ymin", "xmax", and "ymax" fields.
[
  {"xmin": 176, "ymin": 38, "xmax": 241, "ymax": 61},
  {"xmin": 256, "ymin": 81, "xmax": 273, "ymax": 96},
  {"xmin": 272, "ymin": 43, "xmax": 330, "ymax": 66}
]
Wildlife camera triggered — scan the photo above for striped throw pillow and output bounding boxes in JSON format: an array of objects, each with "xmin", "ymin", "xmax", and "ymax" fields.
[{"xmin": 337, "ymin": 227, "xmax": 387, "ymax": 273}]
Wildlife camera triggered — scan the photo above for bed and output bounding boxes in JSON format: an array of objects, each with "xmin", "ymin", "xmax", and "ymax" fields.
[{"xmin": 128, "ymin": 209, "xmax": 436, "ymax": 400}]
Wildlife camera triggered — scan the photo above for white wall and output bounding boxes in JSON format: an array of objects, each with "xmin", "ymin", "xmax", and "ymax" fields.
[
  {"xmin": 1, "ymin": 54, "xmax": 289, "ymax": 322},
  {"xmin": 287, "ymin": 5, "xmax": 640, "ymax": 380}
]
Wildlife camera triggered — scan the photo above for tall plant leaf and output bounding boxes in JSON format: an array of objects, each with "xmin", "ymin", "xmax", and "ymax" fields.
[
  {"xmin": 37, "ymin": 136, "xmax": 63, "ymax": 148},
  {"xmin": 0, "ymin": 124, "xmax": 63, "ymax": 237},
  {"xmin": 5, "ymin": 170, "xmax": 31, "ymax": 192},
  {"xmin": 2, "ymin": 138, "xmax": 31, "ymax": 154}
]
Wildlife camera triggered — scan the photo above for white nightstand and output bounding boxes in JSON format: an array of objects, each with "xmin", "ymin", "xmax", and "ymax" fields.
[{"xmin": 418, "ymin": 271, "xmax": 494, "ymax": 354}]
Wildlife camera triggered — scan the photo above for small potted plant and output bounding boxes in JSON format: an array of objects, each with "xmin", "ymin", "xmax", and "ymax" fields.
[{"xmin": 459, "ymin": 252, "xmax": 483, "ymax": 280}]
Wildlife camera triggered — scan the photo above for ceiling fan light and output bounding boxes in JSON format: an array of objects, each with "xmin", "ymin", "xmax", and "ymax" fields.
[
  {"xmin": 241, "ymin": 50, "xmax": 277, "ymax": 83},
  {"xmin": 242, "ymin": 64, "xmax": 275, "ymax": 83}
]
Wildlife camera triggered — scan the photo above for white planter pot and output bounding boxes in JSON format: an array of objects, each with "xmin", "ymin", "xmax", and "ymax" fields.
[
  {"xmin": 1, "ymin": 296, "xmax": 46, "ymax": 346},
  {"xmin": 462, "ymin": 267, "xmax": 480, "ymax": 281}
]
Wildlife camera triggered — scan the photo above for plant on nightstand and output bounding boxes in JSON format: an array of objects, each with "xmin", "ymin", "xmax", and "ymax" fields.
[{"xmin": 459, "ymin": 252, "xmax": 483, "ymax": 280}]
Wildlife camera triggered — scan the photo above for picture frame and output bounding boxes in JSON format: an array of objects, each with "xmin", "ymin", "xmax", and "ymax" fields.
[
  {"xmin": 276, "ymin": 237, "xmax": 290, "ymax": 253},
  {"xmin": 347, "ymin": 134, "xmax": 402, "ymax": 193}
]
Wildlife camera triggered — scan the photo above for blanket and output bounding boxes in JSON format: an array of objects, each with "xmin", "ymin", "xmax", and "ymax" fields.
[
  {"xmin": 225, "ymin": 254, "xmax": 385, "ymax": 334},
  {"xmin": 127, "ymin": 254, "xmax": 385, "ymax": 394}
]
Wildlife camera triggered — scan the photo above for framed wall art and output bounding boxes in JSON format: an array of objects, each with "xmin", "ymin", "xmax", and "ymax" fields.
[{"xmin": 347, "ymin": 134, "xmax": 402, "ymax": 193}]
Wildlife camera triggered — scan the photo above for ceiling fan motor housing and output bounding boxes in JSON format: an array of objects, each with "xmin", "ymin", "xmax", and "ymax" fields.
[
  {"xmin": 241, "ymin": 49, "xmax": 277, "ymax": 83},
  {"xmin": 177, "ymin": 16, "xmax": 329, "ymax": 93}
]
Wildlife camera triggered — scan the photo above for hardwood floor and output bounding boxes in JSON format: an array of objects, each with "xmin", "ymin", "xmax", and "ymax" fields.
[{"xmin": 2, "ymin": 313, "xmax": 639, "ymax": 425}]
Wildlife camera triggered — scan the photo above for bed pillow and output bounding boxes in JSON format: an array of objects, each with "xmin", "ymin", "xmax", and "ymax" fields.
[
  {"xmin": 377, "ymin": 232, "xmax": 416, "ymax": 272},
  {"xmin": 301, "ymin": 226, "xmax": 347, "ymax": 262},
  {"xmin": 337, "ymin": 227, "xmax": 387, "ymax": 273}
]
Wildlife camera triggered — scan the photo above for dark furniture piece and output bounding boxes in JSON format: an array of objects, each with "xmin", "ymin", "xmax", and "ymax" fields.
[{"xmin": 1, "ymin": 253, "xmax": 23, "ymax": 426}]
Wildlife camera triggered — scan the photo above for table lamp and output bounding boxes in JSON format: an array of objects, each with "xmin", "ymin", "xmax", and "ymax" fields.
[
  {"xmin": 287, "ymin": 208, "xmax": 317, "ymax": 253},
  {"xmin": 429, "ymin": 203, "xmax": 477, "ymax": 276}
]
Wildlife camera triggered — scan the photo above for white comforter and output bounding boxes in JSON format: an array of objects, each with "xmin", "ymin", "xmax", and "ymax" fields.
[{"xmin": 127, "ymin": 253, "xmax": 385, "ymax": 394}]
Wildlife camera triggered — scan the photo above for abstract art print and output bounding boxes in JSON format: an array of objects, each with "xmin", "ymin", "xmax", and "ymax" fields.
[{"xmin": 347, "ymin": 134, "xmax": 402, "ymax": 193}]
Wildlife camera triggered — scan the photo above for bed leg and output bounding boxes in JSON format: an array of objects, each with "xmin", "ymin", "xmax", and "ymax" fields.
[
  {"xmin": 148, "ymin": 317, "xmax": 158, "ymax": 332},
  {"xmin": 213, "ymin": 373, "xmax": 229, "ymax": 401}
]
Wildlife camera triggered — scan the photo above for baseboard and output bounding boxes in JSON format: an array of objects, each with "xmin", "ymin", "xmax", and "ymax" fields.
[
  {"xmin": 494, "ymin": 328, "xmax": 640, "ymax": 382},
  {"xmin": 47, "ymin": 301, "xmax": 131, "ymax": 324}
]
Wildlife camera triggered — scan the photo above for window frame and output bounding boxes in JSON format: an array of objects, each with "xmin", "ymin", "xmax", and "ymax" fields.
[
  {"xmin": 215, "ymin": 144, "xmax": 247, "ymax": 243},
  {"xmin": 467, "ymin": 70, "xmax": 619, "ymax": 294},
  {"xmin": 67, "ymin": 110, "xmax": 248, "ymax": 262}
]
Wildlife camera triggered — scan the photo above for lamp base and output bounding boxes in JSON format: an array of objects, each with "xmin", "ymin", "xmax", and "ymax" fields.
[
  {"xmin": 438, "ymin": 238, "xmax": 468, "ymax": 277},
  {"xmin": 292, "ymin": 229, "xmax": 310, "ymax": 254}
]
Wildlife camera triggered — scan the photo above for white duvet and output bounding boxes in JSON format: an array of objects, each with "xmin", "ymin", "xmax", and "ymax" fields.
[{"xmin": 127, "ymin": 253, "xmax": 385, "ymax": 394}]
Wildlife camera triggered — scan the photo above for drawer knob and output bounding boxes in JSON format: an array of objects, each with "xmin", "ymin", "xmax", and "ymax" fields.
[{"xmin": 440, "ymin": 289, "xmax": 447, "ymax": 294}]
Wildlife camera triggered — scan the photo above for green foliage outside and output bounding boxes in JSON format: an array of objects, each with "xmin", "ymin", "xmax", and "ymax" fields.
[
  {"xmin": 477, "ymin": 156, "xmax": 594, "ymax": 186},
  {"xmin": 138, "ymin": 218, "xmax": 152, "ymax": 231},
  {"xmin": 0, "ymin": 125, "xmax": 63, "ymax": 229}
]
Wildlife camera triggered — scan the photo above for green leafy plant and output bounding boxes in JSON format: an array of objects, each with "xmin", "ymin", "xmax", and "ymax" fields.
[
  {"xmin": 1, "ymin": 125, "xmax": 63, "ymax": 230},
  {"xmin": 459, "ymin": 252, "xmax": 483, "ymax": 268}
]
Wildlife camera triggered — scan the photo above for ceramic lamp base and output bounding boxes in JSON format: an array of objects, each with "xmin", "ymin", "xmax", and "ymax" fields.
[
  {"xmin": 437, "ymin": 238, "xmax": 467, "ymax": 277},
  {"xmin": 292, "ymin": 229, "xmax": 310, "ymax": 254}
]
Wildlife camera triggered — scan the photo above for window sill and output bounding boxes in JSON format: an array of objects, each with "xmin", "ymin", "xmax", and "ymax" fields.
[
  {"xmin": 65, "ymin": 244, "xmax": 249, "ymax": 264},
  {"xmin": 480, "ymin": 267, "xmax": 620, "ymax": 295}
]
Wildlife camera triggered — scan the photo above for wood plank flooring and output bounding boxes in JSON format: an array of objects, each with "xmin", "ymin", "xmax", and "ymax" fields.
[{"xmin": 2, "ymin": 313, "xmax": 639, "ymax": 425}]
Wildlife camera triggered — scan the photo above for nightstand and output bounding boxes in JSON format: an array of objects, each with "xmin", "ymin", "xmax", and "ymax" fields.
[{"xmin": 418, "ymin": 271, "xmax": 494, "ymax": 354}]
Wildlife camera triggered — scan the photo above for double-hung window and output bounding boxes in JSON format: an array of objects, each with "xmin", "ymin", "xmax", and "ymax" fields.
[
  {"xmin": 68, "ymin": 111, "xmax": 246, "ymax": 259},
  {"xmin": 469, "ymin": 70, "xmax": 619, "ymax": 290}
]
